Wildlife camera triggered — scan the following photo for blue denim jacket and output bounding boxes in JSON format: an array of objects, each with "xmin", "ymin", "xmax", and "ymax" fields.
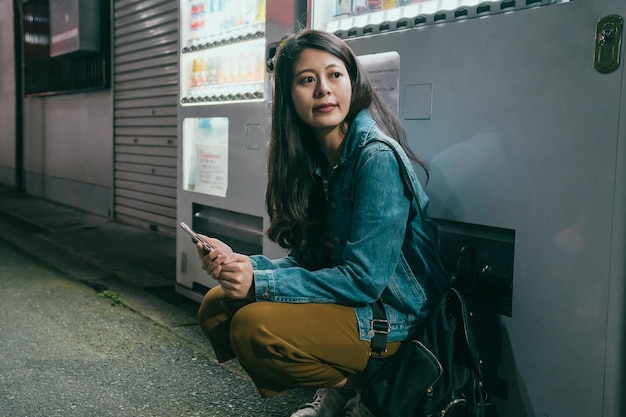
[{"xmin": 251, "ymin": 109, "xmax": 448, "ymax": 342}]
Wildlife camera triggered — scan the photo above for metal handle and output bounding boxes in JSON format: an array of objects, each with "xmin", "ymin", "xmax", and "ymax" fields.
[{"xmin": 594, "ymin": 15, "xmax": 623, "ymax": 74}]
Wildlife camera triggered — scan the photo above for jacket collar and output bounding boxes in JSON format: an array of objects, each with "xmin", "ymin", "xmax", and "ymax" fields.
[{"xmin": 339, "ymin": 109, "xmax": 377, "ymax": 169}]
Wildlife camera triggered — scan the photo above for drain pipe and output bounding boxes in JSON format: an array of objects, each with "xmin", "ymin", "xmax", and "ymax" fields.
[{"xmin": 13, "ymin": 0, "xmax": 24, "ymax": 193}]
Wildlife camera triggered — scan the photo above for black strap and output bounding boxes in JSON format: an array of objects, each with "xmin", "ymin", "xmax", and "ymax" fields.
[
  {"xmin": 370, "ymin": 298, "xmax": 389, "ymax": 356},
  {"xmin": 366, "ymin": 298, "xmax": 391, "ymax": 381},
  {"xmin": 451, "ymin": 245, "xmax": 477, "ymax": 293}
]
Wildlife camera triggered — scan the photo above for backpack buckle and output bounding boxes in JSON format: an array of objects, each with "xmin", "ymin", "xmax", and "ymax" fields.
[{"xmin": 370, "ymin": 319, "xmax": 390, "ymax": 334}]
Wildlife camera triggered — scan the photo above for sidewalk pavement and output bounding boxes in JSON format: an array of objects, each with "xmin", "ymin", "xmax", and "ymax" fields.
[
  {"xmin": 0, "ymin": 184, "xmax": 310, "ymax": 416},
  {"xmin": 0, "ymin": 184, "xmax": 195, "ymax": 342}
]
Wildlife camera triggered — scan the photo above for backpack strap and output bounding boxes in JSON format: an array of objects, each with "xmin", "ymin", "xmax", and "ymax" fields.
[{"xmin": 366, "ymin": 297, "xmax": 391, "ymax": 377}]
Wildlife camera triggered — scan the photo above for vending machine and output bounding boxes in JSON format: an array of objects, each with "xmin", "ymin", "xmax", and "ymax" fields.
[
  {"xmin": 176, "ymin": 0, "xmax": 306, "ymax": 301},
  {"xmin": 310, "ymin": 0, "xmax": 626, "ymax": 416}
]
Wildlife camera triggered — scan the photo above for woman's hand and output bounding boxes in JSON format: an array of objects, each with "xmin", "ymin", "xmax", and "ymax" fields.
[
  {"xmin": 196, "ymin": 236, "xmax": 253, "ymax": 299},
  {"xmin": 197, "ymin": 236, "xmax": 234, "ymax": 277},
  {"xmin": 214, "ymin": 253, "xmax": 254, "ymax": 299}
]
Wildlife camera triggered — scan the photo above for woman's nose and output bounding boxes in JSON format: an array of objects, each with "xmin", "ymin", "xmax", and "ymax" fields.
[{"xmin": 315, "ymin": 80, "xmax": 330, "ymax": 97}]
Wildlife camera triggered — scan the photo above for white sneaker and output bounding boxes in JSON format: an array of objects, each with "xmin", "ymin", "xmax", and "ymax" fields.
[
  {"xmin": 290, "ymin": 388, "xmax": 349, "ymax": 417},
  {"xmin": 343, "ymin": 394, "xmax": 376, "ymax": 417}
]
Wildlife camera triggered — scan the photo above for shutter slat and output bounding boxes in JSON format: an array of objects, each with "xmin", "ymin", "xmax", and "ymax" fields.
[{"xmin": 113, "ymin": 0, "xmax": 178, "ymax": 233}]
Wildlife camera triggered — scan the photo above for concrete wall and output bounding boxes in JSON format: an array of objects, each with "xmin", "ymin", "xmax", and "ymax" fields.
[
  {"xmin": 23, "ymin": 91, "xmax": 113, "ymax": 217},
  {"xmin": 0, "ymin": 0, "xmax": 16, "ymax": 187},
  {"xmin": 0, "ymin": 0, "xmax": 113, "ymax": 217}
]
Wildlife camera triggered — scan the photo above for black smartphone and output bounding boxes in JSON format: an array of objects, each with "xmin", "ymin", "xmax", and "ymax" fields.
[{"xmin": 179, "ymin": 221, "xmax": 213, "ymax": 253}]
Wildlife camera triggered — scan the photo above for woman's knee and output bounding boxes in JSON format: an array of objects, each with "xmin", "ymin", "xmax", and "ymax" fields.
[
  {"xmin": 229, "ymin": 303, "xmax": 265, "ymax": 344},
  {"xmin": 229, "ymin": 303, "xmax": 279, "ymax": 366}
]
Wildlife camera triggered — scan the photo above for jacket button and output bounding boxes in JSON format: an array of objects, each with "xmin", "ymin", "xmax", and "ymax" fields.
[
  {"xmin": 261, "ymin": 291, "xmax": 270, "ymax": 300},
  {"xmin": 329, "ymin": 202, "xmax": 336, "ymax": 210}
]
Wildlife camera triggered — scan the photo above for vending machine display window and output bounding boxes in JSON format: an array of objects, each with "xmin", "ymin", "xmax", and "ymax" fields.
[{"xmin": 180, "ymin": 0, "xmax": 266, "ymax": 104}]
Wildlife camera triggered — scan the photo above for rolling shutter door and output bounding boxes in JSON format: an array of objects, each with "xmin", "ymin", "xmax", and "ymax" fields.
[{"xmin": 113, "ymin": 0, "xmax": 178, "ymax": 236}]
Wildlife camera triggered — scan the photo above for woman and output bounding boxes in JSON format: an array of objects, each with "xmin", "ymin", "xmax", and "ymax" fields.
[{"xmin": 196, "ymin": 29, "xmax": 448, "ymax": 417}]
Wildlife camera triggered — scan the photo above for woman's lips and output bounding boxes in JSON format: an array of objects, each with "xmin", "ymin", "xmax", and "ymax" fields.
[{"xmin": 314, "ymin": 103, "xmax": 336, "ymax": 113}]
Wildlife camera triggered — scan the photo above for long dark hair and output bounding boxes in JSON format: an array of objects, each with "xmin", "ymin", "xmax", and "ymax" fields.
[{"xmin": 266, "ymin": 29, "xmax": 427, "ymax": 254}]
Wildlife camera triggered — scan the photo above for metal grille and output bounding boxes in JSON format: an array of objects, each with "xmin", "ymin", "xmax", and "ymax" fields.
[
  {"xmin": 113, "ymin": 0, "xmax": 179, "ymax": 236},
  {"xmin": 22, "ymin": 0, "xmax": 110, "ymax": 96}
]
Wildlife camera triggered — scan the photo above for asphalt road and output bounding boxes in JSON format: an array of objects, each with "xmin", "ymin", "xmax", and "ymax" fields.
[{"xmin": 0, "ymin": 240, "xmax": 309, "ymax": 417}]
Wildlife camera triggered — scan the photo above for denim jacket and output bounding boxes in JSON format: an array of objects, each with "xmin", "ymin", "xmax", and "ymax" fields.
[{"xmin": 250, "ymin": 109, "xmax": 448, "ymax": 342}]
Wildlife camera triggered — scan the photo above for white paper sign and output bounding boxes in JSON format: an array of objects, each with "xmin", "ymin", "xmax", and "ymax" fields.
[
  {"xmin": 358, "ymin": 51, "xmax": 401, "ymax": 115},
  {"xmin": 183, "ymin": 117, "xmax": 229, "ymax": 197}
]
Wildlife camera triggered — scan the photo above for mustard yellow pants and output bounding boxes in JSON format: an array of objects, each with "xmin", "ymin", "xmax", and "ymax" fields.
[{"xmin": 197, "ymin": 286, "xmax": 400, "ymax": 397}]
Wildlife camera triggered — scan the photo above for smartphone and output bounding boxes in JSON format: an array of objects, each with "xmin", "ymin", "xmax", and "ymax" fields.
[{"xmin": 179, "ymin": 221, "xmax": 213, "ymax": 253}]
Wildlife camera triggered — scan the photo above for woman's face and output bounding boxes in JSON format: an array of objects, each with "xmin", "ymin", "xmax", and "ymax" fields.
[{"xmin": 290, "ymin": 48, "xmax": 352, "ymax": 135}]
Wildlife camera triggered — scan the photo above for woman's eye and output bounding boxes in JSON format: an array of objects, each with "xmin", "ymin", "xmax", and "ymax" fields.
[
  {"xmin": 301, "ymin": 76, "xmax": 315, "ymax": 84},
  {"xmin": 332, "ymin": 72, "xmax": 341, "ymax": 78}
]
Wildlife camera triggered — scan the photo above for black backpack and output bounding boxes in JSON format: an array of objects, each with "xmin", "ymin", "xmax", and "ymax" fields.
[
  {"xmin": 362, "ymin": 246, "xmax": 502, "ymax": 417},
  {"xmin": 417, "ymin": 245, "xmax": 501, "ymax": 417}
]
